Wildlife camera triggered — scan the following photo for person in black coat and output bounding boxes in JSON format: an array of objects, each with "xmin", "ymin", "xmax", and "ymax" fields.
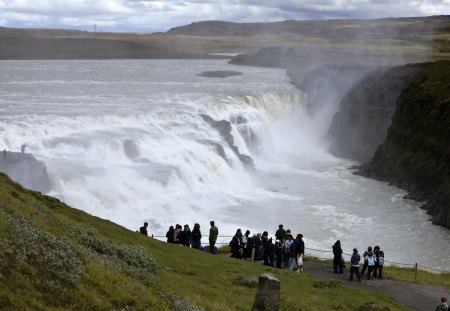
[
  {"xmin": 332, "ymin": 240, "xmax": 343, "ymax": 274},
  {"xmin": 140, "ymin": 222, "xmax": 148, "ymax": 236},
  {"xmin": 191, "ymin": 223, "xmax": 202, "ymax": 249},
  {"xmin": 166, "ymin": 225, "xmax": 175, "ymax": 243}
]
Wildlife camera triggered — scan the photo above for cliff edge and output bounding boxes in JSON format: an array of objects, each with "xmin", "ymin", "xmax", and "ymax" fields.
[{"xmin": 357, "ymin": 61, "xmax": 450, "ymax": 228}]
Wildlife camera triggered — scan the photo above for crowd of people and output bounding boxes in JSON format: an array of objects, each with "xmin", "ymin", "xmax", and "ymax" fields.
[
  {"xmin": 140, "ymin": 221, "xmax": 389, "ymax": 277},
  {"xmin": 140, "ymin": 221, "xmax": 388, "ymax": 278},
  {"xmin": 140, "ymin": 222, "xmax": 305, "ymax": 272}
]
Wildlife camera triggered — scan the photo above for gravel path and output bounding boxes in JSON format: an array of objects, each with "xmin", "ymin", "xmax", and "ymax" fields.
[{"xmin": 304, "ymin": 262, "xmax": 450, "ymax": 311}]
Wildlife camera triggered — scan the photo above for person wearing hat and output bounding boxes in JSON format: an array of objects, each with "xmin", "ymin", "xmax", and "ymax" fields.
[
  {"xmin": 349, "ymin": 248, "xmax": 362, "ymax": 282},
  {"xmin": 435, "ymin": 297, "xmax": 448, "ymax": 311}
]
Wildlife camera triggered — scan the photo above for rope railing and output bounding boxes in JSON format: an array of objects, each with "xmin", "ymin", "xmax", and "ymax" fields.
[{"xmin": 149, "ymin": 234, "xmax": 450, "ymax": 277}]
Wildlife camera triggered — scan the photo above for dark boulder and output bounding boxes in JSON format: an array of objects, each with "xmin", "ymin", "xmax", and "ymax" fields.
[{"xmin": 0, "ymin": 151, "xmax": 51, "ymax": 193}]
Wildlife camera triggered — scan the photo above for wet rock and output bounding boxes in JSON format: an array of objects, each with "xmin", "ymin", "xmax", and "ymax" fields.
[
  {"xmin": 198, "ymin": 70, "xmax": 242, "ymax": 78},
  {"xmin": 123, "ymin": 139, "xmax": 140, "ymax": 159},
  {"xmin": 197, "ymin": 139, "xmax": 227, "ymax": 162},
  {"xmin": 0, "ymin": 151, "xmax": 51, "ymax": 192},
  {"xmin": 251, "ymin": 273, "xmax": 280, "ymax": 311},
  {"xmin": 200, "ymin": 114, "xmax": 254, "ymax": 168}
]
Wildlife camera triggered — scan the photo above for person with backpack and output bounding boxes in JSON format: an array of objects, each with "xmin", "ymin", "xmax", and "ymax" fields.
[
  {"xmin": 366, "ymin": 246, "xmax": 377, "ymax": 280},
  {"xmin": 191, "ymin": 223, "xmax": 202, "ymax": 249},
  {"xmin": 332, "ymin": 240, "xmax": 344, "ymax": 274},
  {"xmin": 349, "ymin": 248, "xmax": 362, "ymax": 282},
  {"xmin": 374, "ymin": 245, "xmax": 384, "ymax": 279},
  {"xmin": 360, "ymin": 246, "xmax": 371, "ymax": 278}
]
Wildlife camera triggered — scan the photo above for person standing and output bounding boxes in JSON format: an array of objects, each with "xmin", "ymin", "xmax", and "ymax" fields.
[
  {"xmin": 230, "ymin": 230, "xmax": 242, "ymax": 258},
  {"xmin": 266, "ymin": 238, "xmax": 275, "ymax": 267},
  {"xmin": 296, "ymin": 234, "xmax": 305, "ymax": 272},
  {"xmin": 435, "ymin": 297, "xmax": 449, "ymax": 311},
  {"xmin": 374, "ymin": 245, "xmax": 384, "ymax": 279},
  {"xmin": 349, "ymin": 248, "xmax": 362, "ymax": 281},
  {"xmin": 173, "ymin": 224, "xmax": 182, "ymax": 244},
  {"xmin": 242, "ymin": 230, "xmax": 251, "ymax": 259},
  {"xmin": 275, "ymin": 224, "xmax": 286, "ymax": 242},
  {"xmin": 166, "ymin": 226, "xmax": 175, "ymax": 243},
  {"xmin": 275, "ymin": 239, "xmax": 284, "ymax": 268},
  {"xmin": 332, "ymin": 240, "xmax": 343, "ymax": 274},
  {"xmin": 366, "ymin": 246, "xmax": 377, "ymax": 280},
  {"xmin": 191, "ymin": 223, "xmax": 202, "ymax": 249},
  {"xmin": 284, "ymin": 234, "xmax": 294, "ymax": 268},
  {"xmin": 139, "ymin": 222, "xmax": 148, "ymax": 236},
  {"xmin": 180, "ymin": 224, "xmax": 192, "ymax": 247},
  {"xmin": 360, "ymin": 246, "xmax": 371, "ymax": 278},
  {"xmin": 209, "ymin": 220, "xmax": 218, "ymax": 254},
  {"xmin": 261, "ymin": 231, "xmax": 269, "ymax": 265}
]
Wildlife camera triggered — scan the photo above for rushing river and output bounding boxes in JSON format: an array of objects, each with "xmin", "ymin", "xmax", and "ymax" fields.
[{"xmin": 1, "ymin": 59, "xmax": 449, "ymax": 270}]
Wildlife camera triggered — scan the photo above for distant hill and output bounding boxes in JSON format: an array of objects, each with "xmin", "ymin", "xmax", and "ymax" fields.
[
  {"xmin": 1, "ymin": 15, "xmax": 449, "ymax": 60},
  {"xmin": 167, "ymin": 16, "xmax": 450, "ymax": 38}
]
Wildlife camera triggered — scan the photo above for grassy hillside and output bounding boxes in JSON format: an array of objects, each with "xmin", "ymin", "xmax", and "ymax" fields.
[{"xmin": 0, "ymin": 172, "xmax": 414, "ymax": 311}]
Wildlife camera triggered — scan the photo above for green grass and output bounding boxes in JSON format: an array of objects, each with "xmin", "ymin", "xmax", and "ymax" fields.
[{"xmin": 0, "ymin": 173, "xmax": 447, "ymax": 310}]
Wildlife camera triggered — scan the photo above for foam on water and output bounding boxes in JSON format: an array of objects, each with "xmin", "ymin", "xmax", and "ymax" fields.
[{"xmin": 1, "ymin": 59, "xmax": 449, "ymax": 270}]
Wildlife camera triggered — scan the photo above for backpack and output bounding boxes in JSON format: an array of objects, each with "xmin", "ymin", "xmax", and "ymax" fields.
[
  {"xmin": 378, "ymin": 251, "xmax": 385, "ymax": 265},
  {"xmin": 284, "ymin": 240, "xmax": 292, "ymax": 253}
]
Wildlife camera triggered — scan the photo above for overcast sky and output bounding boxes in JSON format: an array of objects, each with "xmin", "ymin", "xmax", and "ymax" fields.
[{"xmin": 0, "ymin": 0, "xmax": 449, "ymax": 32}]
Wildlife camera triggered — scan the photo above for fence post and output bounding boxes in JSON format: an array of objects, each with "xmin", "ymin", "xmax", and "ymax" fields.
[
  {"xmin": 414, "ymin": 263, "xmax": 418, "ymax": 283},
  {"xmin": 251, "ymin": 247, "xmax": 255, "ymax": 262}
]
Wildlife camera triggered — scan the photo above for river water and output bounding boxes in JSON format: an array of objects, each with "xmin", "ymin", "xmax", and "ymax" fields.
[{"xmin": 1, "ymin": 59, "xmax": 449, "ymax": 270}]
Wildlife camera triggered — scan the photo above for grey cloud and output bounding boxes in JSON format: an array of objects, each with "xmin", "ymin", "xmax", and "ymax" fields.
[{"xmin": 0, "ymin": 0, "xmax": 448, "ymax": 31}]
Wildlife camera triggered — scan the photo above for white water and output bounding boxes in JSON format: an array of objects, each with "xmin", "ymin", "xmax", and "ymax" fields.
[{"xmin": 1, "ymin": 59, "xmax": 449, "ymax": 270}]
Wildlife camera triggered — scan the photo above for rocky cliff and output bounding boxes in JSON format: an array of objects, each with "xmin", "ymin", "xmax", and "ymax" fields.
[
  {"xmin": 0, "ymin": 151, "xmax": 51, "ymax": 193},
  {"xmin": 358, "ymin": 61, "xmax": 450, "ymax": 228},
  {"xmin": 328, "ymin": 63, "xmax": 427, "ymax": 164}
]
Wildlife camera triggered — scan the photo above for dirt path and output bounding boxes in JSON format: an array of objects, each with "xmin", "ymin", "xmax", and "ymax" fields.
[{"xmin": 304, "ymin": 262, "xmax": 450, "ymax": 311}]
